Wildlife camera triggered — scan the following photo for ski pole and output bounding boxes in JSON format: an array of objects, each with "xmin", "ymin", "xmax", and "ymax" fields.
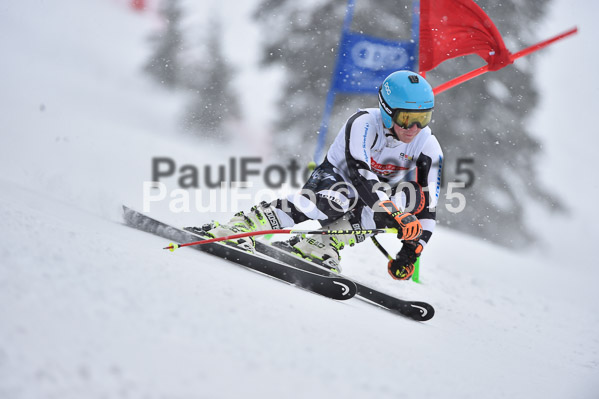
[
  {"xmin": 164, "ymin": 227, "xmax": 398, "ymax": 252},
  {"xmin": 370, "ymin": 236, "xmax": 393, "ymax": 261}
]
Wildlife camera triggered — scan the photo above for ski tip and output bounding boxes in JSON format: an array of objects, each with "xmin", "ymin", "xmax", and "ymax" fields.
[{"xmin": 408, "ymin": 302, "xmax": 435, "ymax": 321}]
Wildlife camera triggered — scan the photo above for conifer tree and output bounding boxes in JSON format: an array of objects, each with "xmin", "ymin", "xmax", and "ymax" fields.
[
  {"xmin": 145, "ymin": 0, "xmax": 184, "ymax": 87},
  {"xmin": 182, "ymin": 18, "xmax": 241, "ymax": 138}
]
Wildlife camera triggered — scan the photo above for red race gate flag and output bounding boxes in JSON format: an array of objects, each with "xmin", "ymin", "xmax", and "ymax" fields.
[
  {"xmin": 419, "ymin": 0, "xmax": 512, "ymax": 73},
  {"xmin": 419, "ymin": 0, "xmax": 577, "ymax": 95},
  {"xmin": 131, "ymin": 0, "xmax": 145, "ymax": 11}
]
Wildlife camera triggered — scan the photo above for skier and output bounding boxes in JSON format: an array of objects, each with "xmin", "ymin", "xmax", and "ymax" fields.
[{"xmin": 201, "ymin": 70, "xmax": 443, "ymax": 280}]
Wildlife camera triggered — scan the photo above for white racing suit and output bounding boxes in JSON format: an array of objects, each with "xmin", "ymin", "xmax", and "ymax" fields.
[{"xmin": 273, "ymin": 108, "xmax": 444, "ymax": 249}]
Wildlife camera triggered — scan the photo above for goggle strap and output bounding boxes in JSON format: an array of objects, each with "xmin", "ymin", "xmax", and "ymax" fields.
[{"xmin": 378, "ymin": 88, "xmax": 393, "ymax": 117}]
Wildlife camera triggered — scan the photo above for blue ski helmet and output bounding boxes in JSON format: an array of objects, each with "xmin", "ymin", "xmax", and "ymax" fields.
[{"xmin": 378, "ymin": 71, "xmax": 434, "ymax": 129}]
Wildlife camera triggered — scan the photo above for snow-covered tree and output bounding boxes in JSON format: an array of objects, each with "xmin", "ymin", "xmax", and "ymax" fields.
[
  {"xmin": 182, "ymin": 18, "xmax": 240, "ymax": 138},
  {"xmin": 144, "ymin": 0, "xmax": 184, "ymax": 88}
]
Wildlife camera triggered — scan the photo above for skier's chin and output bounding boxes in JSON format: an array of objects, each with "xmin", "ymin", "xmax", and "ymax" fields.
[{"xmin": 393, "ymin": 126, "xmax": 420, "ymax": 143}]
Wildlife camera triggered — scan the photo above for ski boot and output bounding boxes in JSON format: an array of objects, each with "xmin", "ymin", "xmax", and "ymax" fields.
[
  {"xmin": 273, "ymin": 215, "xmax": 367, "ymax": 272},
  {"xmin": 188, "ymin": 202, "xmax": 283, "ymax": 253}
]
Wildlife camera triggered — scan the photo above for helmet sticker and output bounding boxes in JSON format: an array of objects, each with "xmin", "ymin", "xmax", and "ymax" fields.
[{"xmin": 383, "ymin": 81, "xmax": 392, "ymax": 95}]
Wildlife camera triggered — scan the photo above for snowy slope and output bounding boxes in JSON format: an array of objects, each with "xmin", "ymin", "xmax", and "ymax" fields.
[{"xmin": 0, "ymin": 1, "xmax": 598, "ymax": 398}]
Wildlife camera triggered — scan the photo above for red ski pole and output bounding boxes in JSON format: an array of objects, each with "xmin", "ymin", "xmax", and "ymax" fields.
[{"xmin": 163, "ymin": 227, "xmax": 398, "ymax": 252}]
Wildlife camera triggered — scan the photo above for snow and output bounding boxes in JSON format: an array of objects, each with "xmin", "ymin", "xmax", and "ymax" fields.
[{"xmin": 1, "ymin": 0, "xmax": 598, "ymax": 398}]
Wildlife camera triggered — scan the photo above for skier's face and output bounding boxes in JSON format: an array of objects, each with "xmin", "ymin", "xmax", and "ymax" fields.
[{"xmin": 392, "ymin": 123, "xmax": 422, "ymax": 143}]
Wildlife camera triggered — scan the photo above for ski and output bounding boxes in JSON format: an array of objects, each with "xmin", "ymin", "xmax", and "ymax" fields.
[
  {"xmin": 122, "ymin": 206, "xmax": 357, "ymax": 301},
  {"xmin": 256, "ymin": 241, "xmax": 434, "ymax": 321},
  {"xmin": 184, "ymin": 228, "xmax": 435, "ymax": 322}
]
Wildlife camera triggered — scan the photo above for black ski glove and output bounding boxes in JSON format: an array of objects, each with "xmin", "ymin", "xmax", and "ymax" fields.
[{"xmin": 388, "ymin": 240, "xmax": 423, "ymax": 280}]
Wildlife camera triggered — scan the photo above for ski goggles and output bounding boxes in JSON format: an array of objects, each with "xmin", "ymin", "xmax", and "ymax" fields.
[{"xmin": 392, "ymin": 109, "xmax": 433, "ymax": 129}]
